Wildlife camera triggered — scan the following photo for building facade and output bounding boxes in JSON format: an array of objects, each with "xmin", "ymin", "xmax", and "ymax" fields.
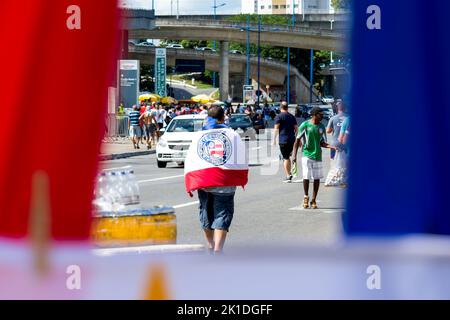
[{"xmin": 242, "ymin": 0, "xmax": 332, "ymax": 15}]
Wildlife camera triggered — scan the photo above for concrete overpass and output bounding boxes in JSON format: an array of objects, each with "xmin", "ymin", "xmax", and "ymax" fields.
[
  {"xmin": 129, "ymin": 46, "xmax": 317, "ymax": 103},
  {"xmin": 121, "ymin": 9, "xmax": 337, "ymax": 102},
  {"xmin": 130, "ymin": 17, "xmax": 347, "ymax": 52}
]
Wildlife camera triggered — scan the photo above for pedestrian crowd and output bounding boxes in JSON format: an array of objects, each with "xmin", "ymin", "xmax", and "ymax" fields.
[{"xmin": 122, "ymin": 98, "xmax": 351, "ymax": 253}]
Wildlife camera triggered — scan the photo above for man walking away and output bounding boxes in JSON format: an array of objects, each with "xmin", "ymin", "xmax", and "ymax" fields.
[
  {"xmin": 196, "ymin": 106, "xmax": 240, "ymax": 253},
  {"xmin": 157, "ymin": 104, "xmax": 167, "ymax": 130},
  {"xmin": 128, "ymin": 105, "xmax": 142, "ymax": 149},
  {"xmin": 273, "ymin": 101, "xmax": 298, "ymax": 183},
  {"xmin": 293, "ymin": 107, "xmax": 337, "ymax": 209},
  {"xmin": 326, "ymin": 101, "xmax": 348, "ymax": 159}
]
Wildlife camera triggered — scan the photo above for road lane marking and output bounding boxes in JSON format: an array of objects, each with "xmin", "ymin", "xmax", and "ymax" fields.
[
  {"xmin": 251, "ymin": 147, "xmax": 262, "ymax": 150},
  {"xmin": 173, "ymin": 201, "xmax": 199, "ymax": 209},
  {"xmin": 138, "ymin": 175, "xmax": 184, "ymax": 183}
]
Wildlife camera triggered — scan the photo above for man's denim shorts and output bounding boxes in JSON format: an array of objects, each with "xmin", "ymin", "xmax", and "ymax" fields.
[{"xmin": 198, "ymin": 190, "xmax": 235, "ymax": 231}]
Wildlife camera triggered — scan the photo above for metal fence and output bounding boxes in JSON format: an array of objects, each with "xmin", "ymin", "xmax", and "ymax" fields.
[{"xmin": 105, "ymin": 114, "xmax": 130, "ymax": 138}]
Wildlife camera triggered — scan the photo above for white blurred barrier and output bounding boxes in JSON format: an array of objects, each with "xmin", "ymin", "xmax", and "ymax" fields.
[{"xmin": 1, "ymin": 236, "xmax": 450, "ymax": 299}]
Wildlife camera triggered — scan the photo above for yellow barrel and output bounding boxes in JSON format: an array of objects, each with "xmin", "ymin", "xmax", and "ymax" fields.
[{"xmin": 91, "ymin": 206, "xmax": 176, "ymax": 247}]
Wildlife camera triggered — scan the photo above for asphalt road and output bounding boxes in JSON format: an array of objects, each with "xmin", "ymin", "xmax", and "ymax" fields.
[
  {"xmin": 100, "ymin": 130, "xmax": 346, "ymax": 249},
  {"xmin": 171, "ymin": 82, "xmax": 216, "ymax": 100}
]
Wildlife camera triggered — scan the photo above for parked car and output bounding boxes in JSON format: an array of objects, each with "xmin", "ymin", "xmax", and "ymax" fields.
[
  {"xmin": 166, "ymin": 44, "xmax": 184, "ymax": 49},
  {"xmin": 156, "ymin": 114, "xmax": 207, "ymax": 168},
  {"xmin": 228, "ymin": 114, "xmax": 257, "ymax": 140},
  {"xmin": 251, "ymin": 113, "xmax": 265, "ymax": 134},
  {"xmin": 299, "ymin": 104, "xmax": 333, "ymax": 122},
  {"xmin": 136, "ymin": 42, "xmax": 155, "ymax": 47},
  {"xmin": 229, "ymin": 50, "xmax": 243, "ymax": 55},
  {"xmin": 195, "ymin": 47, "xmax": 216, "ymax": 52}
]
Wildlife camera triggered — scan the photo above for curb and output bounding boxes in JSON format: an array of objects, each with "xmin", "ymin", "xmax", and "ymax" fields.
[{"xmin": 100, "ymin": 149, "xmax": 156, "ymax": 161}]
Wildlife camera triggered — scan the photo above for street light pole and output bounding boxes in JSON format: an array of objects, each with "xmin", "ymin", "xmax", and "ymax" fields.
[
  {"xmin": 330, "ymin": 20, "xmax": 334, "ymax": 63},
  {"xmin": 213, "ymin": 0, "xmax": 217, "ymax": 88},
  {"xmin": 287, "ymin": 0, "xmax": 296, "ymax": 104},
  {"xmin": 212, "ymin": 1, "xmax": 226, "ymax": 89},
  {"xmin": 246, "ymin": 15, "xmax": 250, "ymax": 86},
  {"xmin": 257, "ymin": 15, "xmax": 261, "ymax": 107},
  {"xmin": 310, "ymin": 48, "xmax": 314, "ymax": 104}
]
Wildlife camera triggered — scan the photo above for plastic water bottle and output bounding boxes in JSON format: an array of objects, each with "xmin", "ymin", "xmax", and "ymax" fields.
[
  {"xmin": 128, "ymin": 170, "xmax": 140, "ymax": 205},
  {"xmin": 118, "ymin": 171, "xmax": 133, "ymax": 205},
  {"xmin": 106, "ymin": 171, "xmax": 121, "ymax": 205},
  {"xmin": 94, "ymin": 172, "xmax": 107, "ymax": 200}
]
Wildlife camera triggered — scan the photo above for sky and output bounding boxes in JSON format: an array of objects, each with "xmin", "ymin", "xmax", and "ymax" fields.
[{"xmin": 121, "ymin": 0, "xmax": 242, "ymax": 15}]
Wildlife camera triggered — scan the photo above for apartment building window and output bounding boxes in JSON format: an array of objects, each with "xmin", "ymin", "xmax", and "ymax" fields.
[
  {"xmin": 286, "ymin": 5, "xmax": 290, "ymax": 9},
  {"xmin": 261, "ymin": 5, "xmax": 265, "ymax": 9},
  {"xmin": 273, "ymin": 5, "xmax": 279, "ymax": 9},
  {"xmin": 268, "ymin": 5, "xmax": 272, "ymax": 9},
  {"xmin": 281, "ymin": 5, "xmax": 286, "ymax": 9}
]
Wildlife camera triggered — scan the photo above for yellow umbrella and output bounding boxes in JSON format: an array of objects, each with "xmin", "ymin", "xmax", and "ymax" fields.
[
  {"xmin": 161, "ymin": 96, "xmax": 178, "ymax": 104},
  {"xmin": 139, "ymin": 93, "xmax": 161, "ymax": 102},
  {"xmin": 191, "ymin": 94, "xmax": 214, "ymax": 104}
]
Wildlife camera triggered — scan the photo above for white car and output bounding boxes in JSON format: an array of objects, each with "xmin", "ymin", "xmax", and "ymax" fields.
[
  {"xmin": 166, "ymin": 44, "xmax": 184, "ymax": 49},
  {"xmin": 195, "ymin": 47, "xmax": 216, "ymax": 52},
  {"xmin": 322, "ymin": 96, "xmax": 335, "ymax": 104},
  {"xmin": 156, "ymin": 114, "xmax": 208, "ymax": 168},
  {"xmin": 136, "ymin": 42, "xmax": 155, "ymax": 47}
]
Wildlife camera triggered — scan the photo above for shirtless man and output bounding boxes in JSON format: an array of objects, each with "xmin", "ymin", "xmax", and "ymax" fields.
[{"xmin": 140, "ymin": 107, "xmax": 158, "ymax": 150}]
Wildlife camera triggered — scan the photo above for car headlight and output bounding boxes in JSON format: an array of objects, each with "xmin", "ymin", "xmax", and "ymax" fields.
[{"xmin": 158, "ymin": 139, "xmax": 167, "ymax": 148}]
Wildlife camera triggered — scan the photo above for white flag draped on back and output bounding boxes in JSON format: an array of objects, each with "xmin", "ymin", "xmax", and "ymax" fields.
[{"xmin": 184, "ymin": 129, "xmax": 249, "ymax": 196}]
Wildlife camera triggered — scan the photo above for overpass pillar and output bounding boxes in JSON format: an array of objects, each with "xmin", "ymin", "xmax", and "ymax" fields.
[
  {"xmin": 230, "ymin": 74, "xmax": 245, "ymax": 102},
  {"xmin": 219, "ymin": 41, "xmax": 230, "ymax": 102}
]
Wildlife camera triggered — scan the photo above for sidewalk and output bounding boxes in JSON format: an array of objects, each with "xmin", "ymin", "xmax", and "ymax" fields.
[{"xmin": 99, "ymin": 137, "xmax": 156, "ymax": 161}]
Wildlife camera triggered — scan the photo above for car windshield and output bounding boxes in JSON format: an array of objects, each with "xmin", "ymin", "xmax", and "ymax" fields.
[
  {"xmin": 166, "ymin": 119, "xmax": 205, "ymax": 132},
  {"xmin": 229, "ymin": 116, "xmax": 251, "ymax": 124}
]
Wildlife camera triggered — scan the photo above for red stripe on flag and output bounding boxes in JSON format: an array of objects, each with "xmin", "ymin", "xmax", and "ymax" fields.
[{"xmin": 185, "ymin": 167, "xmax": 249, "ymax": 194}]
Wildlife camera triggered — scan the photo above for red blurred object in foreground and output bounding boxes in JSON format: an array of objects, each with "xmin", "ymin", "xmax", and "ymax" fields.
[{"xmin": 0, "ymin": 1, "xmax": 119, "ymax": 240}]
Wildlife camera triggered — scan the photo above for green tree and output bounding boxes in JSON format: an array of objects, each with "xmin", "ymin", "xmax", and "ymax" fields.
[
  {"xmin": 331, "ymin": 0, "xmax": 351, "ymax": 10},
  {"xmin": 226, "ymin": 14, "xmax": 289, "ymax": 25}
]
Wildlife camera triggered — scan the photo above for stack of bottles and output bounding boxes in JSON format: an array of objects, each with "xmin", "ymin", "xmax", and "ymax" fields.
[{"xmin": 93, "ymin": 167, "xmax": 141, "ymax": 212}]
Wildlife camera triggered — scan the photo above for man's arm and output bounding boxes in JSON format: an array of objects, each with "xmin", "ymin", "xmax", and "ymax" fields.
[
  {"xmin": 292, "ymin": 137, "xmax": 302, "ymax": 162},
  {"xmin": 320, "ymin": 140, "xmax": 337, "ymax": 149},
  {"xmin": 326, "ymin": 118, "xmax": 333, "ymax": 134},
  {"xmin": 272, "ymin": 123, "xmax": 280, "ymax": 145}
]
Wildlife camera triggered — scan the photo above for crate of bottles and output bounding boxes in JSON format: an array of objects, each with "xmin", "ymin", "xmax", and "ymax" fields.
[{"xmin": 91, "ymin": 166, "xmax": 177, "ymax": 247}]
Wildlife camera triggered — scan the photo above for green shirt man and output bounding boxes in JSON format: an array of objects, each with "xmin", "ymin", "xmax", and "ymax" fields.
[
  {"xmin": 293, "ymin": 107, "xmax": 336, "ymax": 210},
  {"xmin": 297, "ymin": 120, "xmax": 327, "ymax": 161}
]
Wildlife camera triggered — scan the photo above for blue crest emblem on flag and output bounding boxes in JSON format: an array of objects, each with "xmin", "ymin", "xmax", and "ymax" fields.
[{"xmin": 197, "ymin": 132, "xmax": 232, "ymax": 166}]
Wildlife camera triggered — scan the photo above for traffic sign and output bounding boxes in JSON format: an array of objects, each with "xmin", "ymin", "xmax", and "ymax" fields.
[{"xmin": 155, "ymin": 48, "xmax": 167, "ymax": 97}]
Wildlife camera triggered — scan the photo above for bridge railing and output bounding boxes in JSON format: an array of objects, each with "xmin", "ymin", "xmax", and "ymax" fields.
[{"xmin": 154, "ymin": 19, "xmax": 344, "ymax": 38}]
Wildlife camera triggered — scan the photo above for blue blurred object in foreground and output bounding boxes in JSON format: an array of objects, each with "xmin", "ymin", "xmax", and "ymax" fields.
[{"xmin": 346, "ymin": 1, "xmax": 450, "ymax": 235}]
